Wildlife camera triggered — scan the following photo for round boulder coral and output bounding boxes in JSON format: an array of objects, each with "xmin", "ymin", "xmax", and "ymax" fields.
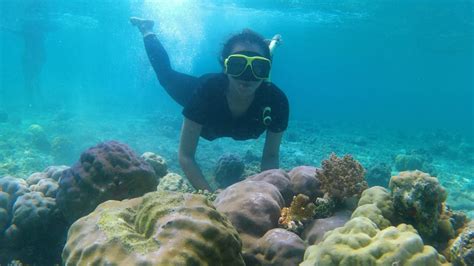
[
  {"xmin": 56, "ymin": 141, "xmax": 158, "ymax": 223},
  {"xmin": 288, "ymin": 166, "xmax": 323, "ymax": 201},
  {"xmin": 247, "ymin": 169, "xmax": 292, "ymax": 204},
  {"xmin": 214, "ymin": 180, "xmax": 284, "ymax": 248},
  {"xmin": 246, "ymin": 228, "xmax": 306, "ymax": 265},
  {"xmin": 62, "ymin": 191, "xmax": 244, "ymax": 265}
]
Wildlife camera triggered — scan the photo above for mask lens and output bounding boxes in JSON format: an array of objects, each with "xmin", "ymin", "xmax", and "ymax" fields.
[
  {"xmin": 226, "ymin": 56, "xmax": 247, "ymax": 76},
  {"xmin": 251, "ymin": 59, "xmax": 271, "ymax": 79}
]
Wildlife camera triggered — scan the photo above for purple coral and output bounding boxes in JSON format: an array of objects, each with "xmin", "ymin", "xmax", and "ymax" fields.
[{"xmin": 56, "ymin": 141, "xmax": 157, "ymax": 223}]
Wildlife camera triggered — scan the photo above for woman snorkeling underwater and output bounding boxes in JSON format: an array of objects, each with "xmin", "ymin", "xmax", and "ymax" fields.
[{"xmin": 131, "ymin": 17, "xmax": 289, "ymax": 191}]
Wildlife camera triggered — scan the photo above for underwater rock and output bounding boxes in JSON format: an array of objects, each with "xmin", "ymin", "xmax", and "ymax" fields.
[
  {"xmin": 247, "ymin": 169, "xmax": 292, "ymax": 205},
  {"xmin": 302, "ymin": 210, "xmax": 352, "ymax": 245},
  {"xmin": 365, "ymin": 162, "xmax": 392, "ymax": 187},
  {"xmin": 62, "ymin": 191, "xmax": 244, "ymax": 265},
  {"xmin": 56, "ymin": 141, "xmax": 157, "ymax": 223},
  {"xmin": 301, "ymin": 217, "xmax": 449, "ymax": 266},
  {"xmin": 214, "ymin": 180, "xmax": 284, "ymax": 250},
  {"xmin": 214, "ymin": 153, "xmax": 245, "ymax": 188},
  {"xmin": 288, "ymin": 166, "xmax": 323, "ymax": 201},
  {"xmin": 245, "ymin": 228, "xmax": 306, "ymax": 266},
  {"xmin": 389, "ymin": 170, "xmax": 447, "ymax": 241},
  {"xmin": 157, "ymin": 172, "xmax": 194, "ymax": 192},
  {"xmin": 316, "ymin": 153, "xmax": 368, "ymax": 206}
]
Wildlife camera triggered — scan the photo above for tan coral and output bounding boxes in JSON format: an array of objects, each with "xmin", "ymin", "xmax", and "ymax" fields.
[
  {"xmin": 278, "ymin": 194, "xmax": 315, "ymax": 232},
  {"xmin": 316, "ymin": 153, "xmax": 367, "ymax": 205},
  {"xmin": 63, "ymin": 190, "xmax": 244, "ymax": 265}
]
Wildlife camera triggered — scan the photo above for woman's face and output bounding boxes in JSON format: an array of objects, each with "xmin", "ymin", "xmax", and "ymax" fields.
[{"xmin": 227, "ymin": 42, "xmax": 267, "ymax": 97}]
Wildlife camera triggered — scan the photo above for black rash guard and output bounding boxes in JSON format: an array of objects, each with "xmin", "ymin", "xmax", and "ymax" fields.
[{"xmin": 144, "ymin": 34, "xmax": 289, "ymax": 141}]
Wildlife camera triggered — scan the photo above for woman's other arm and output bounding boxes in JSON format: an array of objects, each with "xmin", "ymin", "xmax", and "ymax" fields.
[
  {"xmin": 261, "ymin": 130, "xmax": 284, "ymax": 171},
  {"xmin": 178, "ymin": 118, "xmax": 212, "ymax": 191}
]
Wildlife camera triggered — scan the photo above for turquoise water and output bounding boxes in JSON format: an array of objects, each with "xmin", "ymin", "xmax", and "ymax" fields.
[
  {"xmin": 1, "ymin": 0, "xmax": 473, "ymax": 206},
  {"xmin": 0, "ymin": 0, "xmax": 473, "ymax": 264}
]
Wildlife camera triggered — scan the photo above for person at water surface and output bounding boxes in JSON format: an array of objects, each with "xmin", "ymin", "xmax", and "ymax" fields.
[{"xmin": 131, "ymin": 17, "xmax": 289, "ymax": 191}]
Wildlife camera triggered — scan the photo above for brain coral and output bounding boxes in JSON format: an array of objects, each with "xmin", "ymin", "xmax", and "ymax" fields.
[
  {"xmin": 62, "ymin": 190, "xmax": 244, "ymax": 265},
  {"xmin": 57, "ymin": 141, "xmax": 157, "ymax": 222},
  {"xmin": 0, "ymin": 176, "xmax": 67, "ymax": 264},
  {"xmin": 389, "ymin": 170, "xmax": 447, "ymax": 240},
  {"xmin": 301, "ymin": 217, "xmax": 449, "ymax": 266},
  {"xmin": 316, "ymin": 153, "xmax": 367, "ymax": 204}
]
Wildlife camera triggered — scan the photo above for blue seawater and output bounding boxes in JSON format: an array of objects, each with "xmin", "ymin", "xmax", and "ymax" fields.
[{"xmin": 0, "ymin": 0, "xmax": 472, "ymax": 264}]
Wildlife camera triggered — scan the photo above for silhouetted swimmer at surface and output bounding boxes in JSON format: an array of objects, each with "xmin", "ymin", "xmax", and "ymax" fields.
[
  {"xmin": 1, "ymin": 1, "xmax": 50, "ymax": 109},
  {"xmin": 131, "ymin": 17, "xmax": 288, "ymax": 192}
]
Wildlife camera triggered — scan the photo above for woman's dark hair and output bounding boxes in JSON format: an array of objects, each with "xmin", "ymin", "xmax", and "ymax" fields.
[{"xmin": 219, "ymin": 29, "xmax": 271, "ymax": 67}]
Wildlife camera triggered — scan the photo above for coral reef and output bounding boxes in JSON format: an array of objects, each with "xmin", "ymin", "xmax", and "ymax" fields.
[
  {"xmin": 245, "ymin": 228, "xmax": 306, "ymax": 265},
  {"xmin": 157, "ymin": 172, "xmax": 194, "ymax": 193},
  {"xmin": 356, "ymin": 186, "xmax": 394, "ymax": 226},
  {"xmin": 278, "ymin": 194, "xmax": 316, "ymax": 233},
  {"xmin": 247, "ymin": 169, "xmax": 292, "ymax": 204},
  {"xmin": 389, "ymin": 170, "xmax": 447, "ymax": 240},
  {"xmin": 449, "ymin": 220, "xmax": 474, "ymax": 266},
  {"xmin": 62, "ymin": 191, "xmax": 244, "ymax": 265},
  {"xmin": 313, "ymin": 195, "xmax": 336, "ymax": 218},
  {"xmin": 301, "ymin": 185, "xmax": 451, "ymax": 265},
  {"xmin": 56, "ymin": 141, "xmax": 157, "ymax": 223},
  {"xmin": 301, "ymin": 217, "xmax": 449, "ymax": 266},
  {"xmin": 287, "ymin": 166, "xmax": 323, "ymax": 201},
  {"xmin": 316, "ymin": 153, "xmax": 367, "ymax": 205},
  {"xmin": 365, "ymin": 162, "xmax": 392, "ymax": 187},
  {"xmin": 140, "ymin": 151, "xmax": 168, "ymax": 178},
  {"xmin": 0, "ymin": 175, "xmax": 67, "ymax": 265},
  {"xmin": 214, "ymin": 180, "xmax": 284, "ymax": 245},
  {"xmin": 302, "ymin": 210, "xmax": 352, "ymax": 245},
  {"xmin": 214, "ymin": 153, "xmax": 245, "ymax": 188}
]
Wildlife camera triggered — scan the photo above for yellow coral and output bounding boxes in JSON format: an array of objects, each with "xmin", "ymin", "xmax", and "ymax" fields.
[
  {"xmin": 301, "ymin": 217, "xmax": 450, "ymax": 266},
  {"xmin": 279, "ymin": 194, "xmax": 315, "ymax": 231}
]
